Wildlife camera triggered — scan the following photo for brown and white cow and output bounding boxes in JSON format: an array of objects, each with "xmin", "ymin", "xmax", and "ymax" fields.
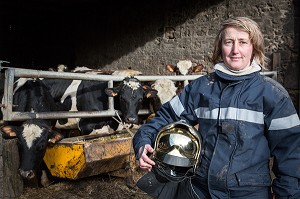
[
  {"xmin": 166, "ymin": 60, "xmax": 203, "ymax": 76},
  {"xmin": 166, "ymin": 60, "xmax": 203, "ymax": 93},
  {"xmin": 142, "ymin": 61, "xmax": 203, "ymax": 119},
  {"xmin": 143, "ymin": 79, "xmax": 177, "ymax": 114}
]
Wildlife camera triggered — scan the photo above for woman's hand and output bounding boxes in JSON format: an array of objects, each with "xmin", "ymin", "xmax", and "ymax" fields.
[{"xmin": 138, "ymin": 144, "xmax": 156, "ymax": 171}]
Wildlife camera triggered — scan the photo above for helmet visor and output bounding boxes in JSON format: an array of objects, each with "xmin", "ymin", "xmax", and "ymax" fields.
[{"xmin": 153, "ymin": 127, "xmax": 200, "ymax": 167}]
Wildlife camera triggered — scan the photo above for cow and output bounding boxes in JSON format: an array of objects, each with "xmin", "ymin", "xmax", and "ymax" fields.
[
  {"xmin": 166, "ymin": 60, "xmax": 203, "ymax": 93},
  {"xmin": 166, "ymin": 60, "xmax": 203, "ymax": 76},
  {"xmin": 143, "ymin": 79, "xmax": 177, "ymax": 114},
  {"xmin": 142, "ymin": 62, "xmax": 203, "ymax": 120},
  {"xmin": 41, "ymin": 76, "xmax": 149, "ymax": 135},
  {"xmin": 48, "ymin": 64, "xmax": 69, "ymax": 72},
  {"xmin": 151, "ymin": 79, "xmax": 177, "ymax": 105},
  {"xmin": 0, "ymin": 71, "xmax": 151, "ymax": 186},
  {"xmin": 0, "ymin": 78, "xmax": 63, "ymax": 187}
]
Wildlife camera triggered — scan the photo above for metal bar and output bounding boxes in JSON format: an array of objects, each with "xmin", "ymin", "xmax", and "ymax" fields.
[
  {"xmin": 13, "ymin": 67, "xmax": 202, "ymax": 81},
  {"xmin": 107, "ymin": 80, "xmax": 114, "ymax": 111},
  {"xmin": 12, "ymin": 67, "xmax": 278, "ymax": 81},
  {"xmin": 3, "ymin": 69, "xmax": 15, "ymax": 121},
  {"xmin": 9, "ymin": 109, "xmax": 151, "ymax": 121},
  {"xmin": 260, "ymin": 71, "xmax": 277, "ymax": 80}
]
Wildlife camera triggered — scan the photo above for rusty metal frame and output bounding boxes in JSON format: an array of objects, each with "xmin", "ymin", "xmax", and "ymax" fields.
[{"xmin": 1, "ymin": 67, "xmax": 277, "ymax": 121}]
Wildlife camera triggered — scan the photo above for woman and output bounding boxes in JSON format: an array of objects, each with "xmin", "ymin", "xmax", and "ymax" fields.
[{"xmin": 133, "ymin": 17, "xmax": 300, "ymax": 198}]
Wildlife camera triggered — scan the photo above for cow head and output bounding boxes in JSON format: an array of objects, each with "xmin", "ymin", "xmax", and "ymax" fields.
[
  {"xmin": 1, "ymin": 119, "xmax": 63, "ymax": 181},
  {"xmin": 142, "ymin": 84, "xmax": 160, "ymax": 114},
  {"xmin": 105, "ymin": 77, "xmax": 147, "ymax": 124},
  {"xmin": 166, "ymin": 60, "xmax": 203, "ymax": 75},
  {"xmin": 166, "ymin": 61, "xmax": 204, "ymax": 94}
]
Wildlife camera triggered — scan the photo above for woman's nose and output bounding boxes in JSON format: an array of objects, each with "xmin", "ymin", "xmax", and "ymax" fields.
[{"xmin": 232, "ymin": 42, "xmax": 239, "ymax": 54}]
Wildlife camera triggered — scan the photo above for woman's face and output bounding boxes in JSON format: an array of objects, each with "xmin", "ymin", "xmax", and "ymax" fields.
[{"xmin": 221, "ymin": 27, "xmax": 253, "ymax": 71}]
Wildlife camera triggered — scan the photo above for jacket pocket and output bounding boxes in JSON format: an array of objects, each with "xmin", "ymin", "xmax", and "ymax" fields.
[{"xmin": 235, "ymin": 173, "xmax": 271, "ymax": 186}]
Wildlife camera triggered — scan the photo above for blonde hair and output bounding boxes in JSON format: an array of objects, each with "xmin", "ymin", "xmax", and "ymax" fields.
[{"xmin": 212, "ymin": 17, "xmax": 268, "ymax": 69}]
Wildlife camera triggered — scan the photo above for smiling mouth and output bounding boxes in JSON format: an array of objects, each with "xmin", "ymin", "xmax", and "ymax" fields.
[{"xmin": 230, "ymin": 57, "xmax": 241, "ymax": 61}]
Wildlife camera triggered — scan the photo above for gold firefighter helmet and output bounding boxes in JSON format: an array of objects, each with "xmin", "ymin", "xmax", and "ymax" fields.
[{"xmin": 152, "ymin": 120, "xmax": 202, "ymax": 173}]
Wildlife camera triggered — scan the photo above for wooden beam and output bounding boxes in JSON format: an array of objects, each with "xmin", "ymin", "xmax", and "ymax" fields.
[{"xmin": 0, "ymin": 135, "xmax": 23, "ymax": 198}]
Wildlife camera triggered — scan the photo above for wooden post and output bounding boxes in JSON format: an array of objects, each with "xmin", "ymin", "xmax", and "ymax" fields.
[
  {"xmin": 0, "ymin": 135, "xmax": 23, "ymax": 198},
  {"xmin": 272, "ymin": 52, "xmax": 281, "ymax": 71}
]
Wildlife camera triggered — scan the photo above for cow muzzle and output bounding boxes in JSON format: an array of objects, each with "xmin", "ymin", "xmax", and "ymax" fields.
[
  {"xmin": 19, "ymin": 169, "xmax": 35, "ymax": 179},
  {"xmin": 124, "ymin": 117, "xmax": 138, "ymax": 124}
]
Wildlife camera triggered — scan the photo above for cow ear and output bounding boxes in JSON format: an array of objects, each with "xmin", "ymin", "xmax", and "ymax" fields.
[
  {"xmin": 48, "ymin": 130, "xmax": 63, "ymax": 144},
  {"xmin": 105, "ymin": 88, "xmax": 118, "ymax": 97},
  {"xmin": 188, "ymin": 63, "xmax": 203, "ymax": 74},
  {"xmin": 143, "ymin": 85, "xmax": 151, "ymax": 90},
  {"xmin": 1, "ymin": 125, "xmax": 20, "ymax": 139},
  {"xmin": 166, "ymin": 64, "xmax": 176, "ymax": 73}
]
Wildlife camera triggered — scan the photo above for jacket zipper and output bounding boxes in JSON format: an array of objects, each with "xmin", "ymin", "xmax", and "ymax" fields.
[{"xmin": 218, "ymin": 80, "xmax": 243, "ymax": 196}]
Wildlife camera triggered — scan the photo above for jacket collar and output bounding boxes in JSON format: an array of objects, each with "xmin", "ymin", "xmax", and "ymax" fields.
[{"xmin": 214, "ymin": 61, "xmax": 261, "ymax": 81}]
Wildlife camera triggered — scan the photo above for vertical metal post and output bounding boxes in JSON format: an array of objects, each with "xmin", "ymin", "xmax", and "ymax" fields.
[
  {"xmin": 107, "ymin": 80, "xmax": 114, "ymax": 111},
  {"xmin": 3, "ymin": 68, "xmax": 15, "ymax": 121}
]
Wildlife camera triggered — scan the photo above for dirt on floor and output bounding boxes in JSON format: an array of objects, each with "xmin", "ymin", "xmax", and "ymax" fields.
[
  {"xmin": 17, "ymin": 129, "xmax": 155, "ymax": 199},
  {"xmin": 19, "ymin": 172, "xmax": 154, "ymax": 199}
]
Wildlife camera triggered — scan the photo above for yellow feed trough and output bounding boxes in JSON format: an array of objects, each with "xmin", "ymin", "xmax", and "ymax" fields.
[{"xmin": 43, "ymin": 130, "xmax": 136, "ymax": 180}]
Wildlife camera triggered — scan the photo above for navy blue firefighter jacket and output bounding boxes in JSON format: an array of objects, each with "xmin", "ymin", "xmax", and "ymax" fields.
[{"xmin": 133, "ymin": 69, "xmax": 300, "ymax": 198}]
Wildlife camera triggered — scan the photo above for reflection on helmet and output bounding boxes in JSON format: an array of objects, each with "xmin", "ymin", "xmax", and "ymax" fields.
[{"xmin": 152, "ymin": 120, "xmax": 202, "ymax": 178}]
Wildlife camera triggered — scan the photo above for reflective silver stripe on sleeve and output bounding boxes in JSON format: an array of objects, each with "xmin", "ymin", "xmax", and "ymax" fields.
[
  {"xmin": 269, "ymin": 113, "xmax": 300, "ymax": 130},
  {"xmin": 169, "ymin": 95, "xmax": 185, "ymax": 117},
  {"xmin": 195, "ymin": 107, "xmax": 218, "ymax": 119},
  {"xmin": 195, "ymin": 107, "xmax": 264, "ymax": 124}
]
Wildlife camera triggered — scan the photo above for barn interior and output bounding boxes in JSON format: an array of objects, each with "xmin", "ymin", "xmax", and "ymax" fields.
[
  {"xmin": 0, "ymin": 1, "xmax": 300, "ymax": 198},
  {"xmin": 0, "ymin": 0, "xmax": 222, "ymax": 70},
  {"xmin": 1, "ymin": 0, "xmax": 299, "ymax": 111}
]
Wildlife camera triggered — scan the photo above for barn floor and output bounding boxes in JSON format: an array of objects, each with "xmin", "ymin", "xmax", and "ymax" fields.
[{"xmin": 19, "ymin": 174, "xmax": 154, "ymax": 199}]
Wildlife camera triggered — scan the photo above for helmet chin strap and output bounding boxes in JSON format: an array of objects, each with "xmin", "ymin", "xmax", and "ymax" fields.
[{"xmin": 153, "ymin": 161, "xmax": 195, "ymax": 182}]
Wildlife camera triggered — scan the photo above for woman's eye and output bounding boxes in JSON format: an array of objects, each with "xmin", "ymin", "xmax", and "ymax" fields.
[{"xmin": 224, "ymin": 40, "xmax": 233, "ymax": 45}]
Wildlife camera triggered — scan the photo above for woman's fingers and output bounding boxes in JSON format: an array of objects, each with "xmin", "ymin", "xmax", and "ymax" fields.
[
  {"xmin": 138, "ymin": 144, "xmax": 155, "ymax": 171},
  {"xmin": 139, "ymin": 158, "xmax": 153, "ymax": 171}
]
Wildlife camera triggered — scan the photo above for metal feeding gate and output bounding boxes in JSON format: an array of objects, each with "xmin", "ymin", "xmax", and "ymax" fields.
[
  {"xmin": 0, "ymin": 67, "xmax": 278, "ymax": 180},
  {"xmin": 0, "ymin": 67, "xmax": 278, "ymax": 122}
]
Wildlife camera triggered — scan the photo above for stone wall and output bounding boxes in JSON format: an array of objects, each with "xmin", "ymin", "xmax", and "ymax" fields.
[
  {"xmin": 92, "ymin": 0, "xmax": 298, "ymax": 110},
  {"xmin": 94, "ymin": 0, "xmax": 297, "ymax": 75},
  {"xmin": 1, "ymin": 0, "xmax": 299, "ymax": 110}
]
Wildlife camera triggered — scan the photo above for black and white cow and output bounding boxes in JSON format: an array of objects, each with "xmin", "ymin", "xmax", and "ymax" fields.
[
  {"xmin": 0, "ymin": 78, "xmax": 63, "ymax": 187},
  {"xmin": 41, "ymin": 76, "xmax": 148, "ymax": 134},
  {"xmin": 0, "ymin": 71, "xmax": 153, "ymax": 187}
]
